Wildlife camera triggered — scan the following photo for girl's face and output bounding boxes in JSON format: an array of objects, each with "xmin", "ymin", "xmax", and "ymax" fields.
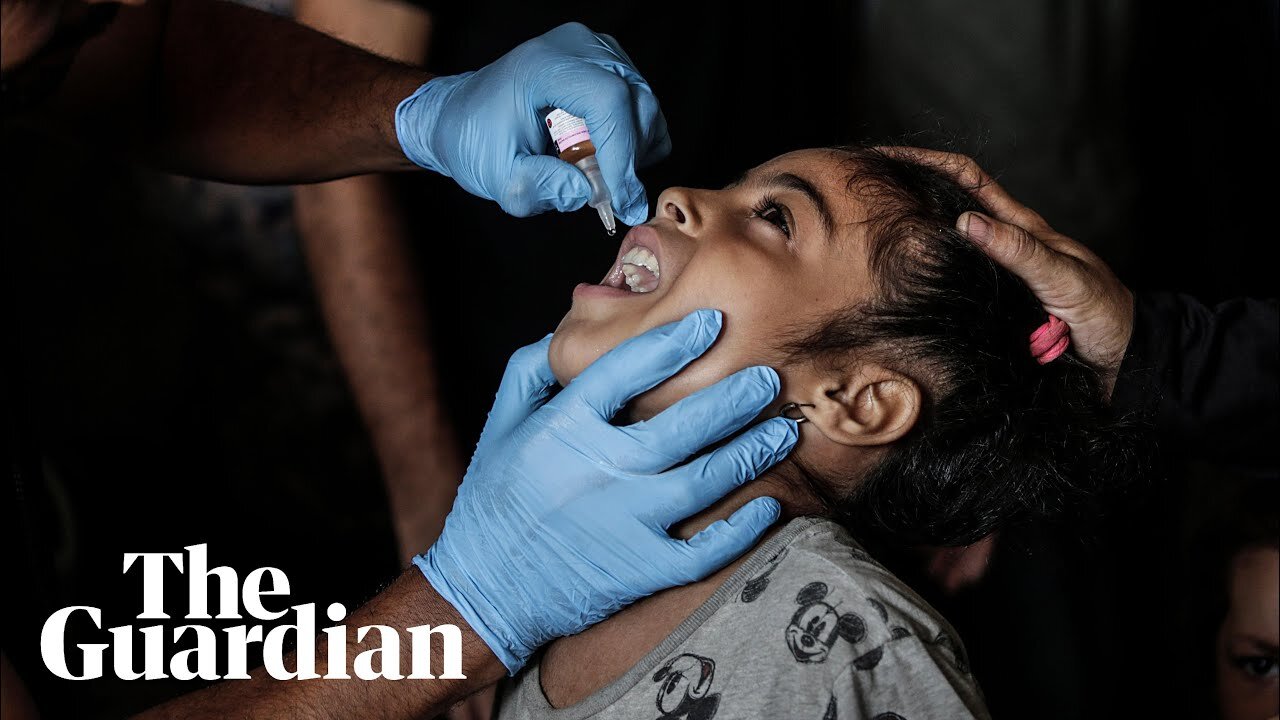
[
  {"xmin": 549, "ymin": 149, "xmax": 877, "ymax": 419},
  {"xmin": 1217, "ymin": 546, "xmax": 1280, "ymax": 720}
]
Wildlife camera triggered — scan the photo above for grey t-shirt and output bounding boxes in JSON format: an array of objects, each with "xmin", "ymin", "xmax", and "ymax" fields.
[{"xmin": 496, "ymin": 518, "xmax": 990, "ymax": 720}]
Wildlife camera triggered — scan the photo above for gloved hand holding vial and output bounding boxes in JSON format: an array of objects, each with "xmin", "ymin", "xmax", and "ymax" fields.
[
  {"xmin": 394, "ymin": 22, "xmax": 669, "ymax": 227},
  {"xmin": 545, "ymin": 108, "xmax": 616, "ymax": 234}
]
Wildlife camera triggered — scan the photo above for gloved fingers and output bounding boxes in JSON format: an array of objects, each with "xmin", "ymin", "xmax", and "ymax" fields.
[
  {"xmin": 547, "ymin": 67, "xmax": 652, "ymax": 227},
  {"xmin": 653, "ymin": 417, "xmax": 798, "ymax": 525},
  {"xmin": 593, "ymin": 32, "xmax": 639, "ymax": 69},
  {"xmin": 669, "ymin": 497, "xmax": 782, "ymax": 583},
  {"xmin": 589, "ymin": 31, "xmax": 672, "ymax": 164},
  {"xmin": 629, "ymin": 82, "xmax": 672, "ymax": 170},
  {"xmin": 482, "ymin": 335, "xmax": 559, "ymax": 444},
  {"xmin": 500, "ymin": 154, "xmax": 592, "ymax": 217},
  {"xmin": 539, "ymin": 21, "xmax": 598, "ymax": 52},
  {"xmin": 618, "ymin": 366, "xmax": 780, "ymax": 473},
  {"xmin": 588, "ymin": 87, "xmax": 652, "ymax": 227},
  {"xmin": 575, "ymin": 50, "xmax": 671, "ymax": 169},
  {"xmin": 560, "ymin": 309, "xmax": 721, "ymax": 423}
]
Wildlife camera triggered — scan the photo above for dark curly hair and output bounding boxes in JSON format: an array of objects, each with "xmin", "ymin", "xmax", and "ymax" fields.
[{"xmin": 779, "ymin": 146, "xmax": 1148, "ymax": 547}]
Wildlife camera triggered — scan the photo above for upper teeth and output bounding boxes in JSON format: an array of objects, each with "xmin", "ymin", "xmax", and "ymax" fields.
[{"xmin": 619, "ymin": 246, "xmax": 660, "ymax": 292}]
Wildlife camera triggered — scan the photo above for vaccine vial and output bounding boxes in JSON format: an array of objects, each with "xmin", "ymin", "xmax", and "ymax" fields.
[{"xmin": 545, "ymin": 109, "xmax": 617, "ymax": 236}]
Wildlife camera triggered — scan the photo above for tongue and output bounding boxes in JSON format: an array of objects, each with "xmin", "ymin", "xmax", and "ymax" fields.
[{"xmin": 621, "ymin": 263, "xmax": 659, "ymax": 293}]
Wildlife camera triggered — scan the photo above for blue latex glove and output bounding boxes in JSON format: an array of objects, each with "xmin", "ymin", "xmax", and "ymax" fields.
[
  {"xmin": 394, "ymin": 22, "xmax": 670, "ymax": 225},
  {"xmin": 414, "ymin": 310, "xmax": 798, "ymax": 674}
]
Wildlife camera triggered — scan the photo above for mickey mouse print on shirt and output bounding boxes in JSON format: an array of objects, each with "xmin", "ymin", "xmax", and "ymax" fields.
[
  {"xmin": 785, "ymin": 582, "xmax": 867, "ymax": 663},
  {"xmin": 741, "ymin": 547, "xmax": 790, "ymax": 603},
  {"xmin": 652, "ymin": 653, "xmax": 721, "ymax": 720}
]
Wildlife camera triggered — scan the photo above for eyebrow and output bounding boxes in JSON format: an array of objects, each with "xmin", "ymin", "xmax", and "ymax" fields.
[
  {"xmin": 728, "ymin": 169, "xmax": 836, "ymax": 239},
  {"xmin": 771, "ymin": 172, "xmax": 836, "ymax": 238},
  {"xmin": 1231, "ymin": 635, "xmax": 1280, "ymax": 654}
]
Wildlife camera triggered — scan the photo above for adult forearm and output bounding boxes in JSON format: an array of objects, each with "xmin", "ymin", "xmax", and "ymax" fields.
[
  {"xmin": 296, "ymin": 177, "xmax": 463, "ymax": 560},
  {"xmin": 293, "ymin": 0, "xmax": 460, "ymax": 561},
  {"xmin": 49, "ymin": 0, "xmax": 428, "ymax": 182},
  {"xmin": 1113, "ymin": 292, "xmax": 1279, "ymax": 476},
  {"xmin": 133, "ymin": 571, "xmax": 504, "ymax": 720},
  {"xmin": 156, "ymin": 0, "xmax": 427, "ymax": 181}
]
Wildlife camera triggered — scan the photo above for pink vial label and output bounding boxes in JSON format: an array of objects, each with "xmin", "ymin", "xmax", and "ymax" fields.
[{"xmin": 546, "ymin": 109, "xmax": 591, "ymax": 152}]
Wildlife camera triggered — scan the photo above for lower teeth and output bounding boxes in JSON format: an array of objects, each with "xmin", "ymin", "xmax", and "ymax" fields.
[{"xmin": 621, "ymin": 263, "xmax": 654, "ymax": 292}]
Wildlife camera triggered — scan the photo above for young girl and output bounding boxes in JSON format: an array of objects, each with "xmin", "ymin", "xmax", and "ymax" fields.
[{"xmin": 494, "ymin": 147, "xmax": 1139, "ymax": 720}]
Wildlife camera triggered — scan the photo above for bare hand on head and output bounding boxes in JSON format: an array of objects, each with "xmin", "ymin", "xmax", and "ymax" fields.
[{"xmin": 880, "ymin": 148, "xmax": 1135, "ymax": 395}]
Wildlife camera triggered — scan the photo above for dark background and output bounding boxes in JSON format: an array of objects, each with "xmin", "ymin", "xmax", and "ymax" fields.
[{"xmin": 3, "ymin": 0, "xmax": 1277, "ymax": 717}]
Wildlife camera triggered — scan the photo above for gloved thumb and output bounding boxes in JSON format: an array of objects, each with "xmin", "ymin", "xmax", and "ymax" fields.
[
  {"xmin": 676, "ymin": 497, "xmax": 782, "ymax": 582},
  {"xmin": 501, "ymin": 154, "xmax": 592, "ymax": 217},
  {"xmin": 615, "ymin": 167, "xmax": 651, "ymax": 228}
]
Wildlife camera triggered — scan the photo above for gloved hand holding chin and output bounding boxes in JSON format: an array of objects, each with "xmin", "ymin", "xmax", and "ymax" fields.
[{"xmin": 415, "ymin": 310, "xmax": 798, "ymax": 674}]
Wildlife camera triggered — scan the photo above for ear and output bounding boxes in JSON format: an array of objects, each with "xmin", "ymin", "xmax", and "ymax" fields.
[
  {"xmin": 800, "ymin": 364, "xmax": 921, "ymax": 448},
  {"xmin": 796, "ymin": 581, "xmax": 828, "ymax": 605},
  {"xmin": 836, "ymin": 613, "xmax": 867, "ymax": 644}
]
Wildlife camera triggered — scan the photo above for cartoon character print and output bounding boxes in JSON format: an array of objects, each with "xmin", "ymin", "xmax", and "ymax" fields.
[
  {"xmin": 652, "ymin": 653, "xmax": 721, "ymax": 720},
  {"xmin": 838, "ymin": 595, "xmax": 914, "ymax": 670},
  {"xmin": 785, "ymin": 582, "xmax": 866, "ymax": 663},
  {"xmin": 741, "ymin": 547, "xmax": 790, "ymax": 603},
  {"xmin": 929, "ymin": 631, "xmax": 970, "ymax": 674}
]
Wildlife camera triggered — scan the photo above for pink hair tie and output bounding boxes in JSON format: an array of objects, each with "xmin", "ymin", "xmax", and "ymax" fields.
[{"xmin": 1029, "ymin": 315, "xmax": 1070, "ymax": 365}]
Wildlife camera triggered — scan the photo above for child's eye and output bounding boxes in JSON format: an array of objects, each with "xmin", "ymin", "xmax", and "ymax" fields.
[
  {"xmin": 1232, "ymin": 654, "xmax": 1280, "ymax": 678},
  {"xmin": 751, "ymin": 198, "xmax": 792, "ymax": 239}
]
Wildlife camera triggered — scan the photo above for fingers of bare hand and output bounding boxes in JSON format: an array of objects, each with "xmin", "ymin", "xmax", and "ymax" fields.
[
  {"xmin": 875, "ymin": 147, "xmax": 1050, "ymax": 233},
  {"xmin": 959, "ymin": 212, "xmax": 1083, "ymax": 307}
]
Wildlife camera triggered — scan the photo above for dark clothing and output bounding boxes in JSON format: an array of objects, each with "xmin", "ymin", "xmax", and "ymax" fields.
[{"xmin": 1113, "ymin": 292, "xmax": 1279, "ymax": 478}]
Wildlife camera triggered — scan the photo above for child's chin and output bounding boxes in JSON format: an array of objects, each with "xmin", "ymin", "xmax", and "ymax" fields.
[{"xmin": 546, "ymin": 330, "xmax": 589, "ymax": 388}]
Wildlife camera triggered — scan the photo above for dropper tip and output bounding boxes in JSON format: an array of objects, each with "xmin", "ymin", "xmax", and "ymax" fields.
[{"xmin": 595, "ymin": 203, "xmax": 617, "ymax": 236}]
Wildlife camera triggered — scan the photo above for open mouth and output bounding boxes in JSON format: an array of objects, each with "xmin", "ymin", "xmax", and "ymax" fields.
[
  {"xmin": 598, "ymin": 226, "xmax": 663, "ymax": 294},
  {"xmin": 607, "ymin": 245, "xmax": 660, "ymax": 293}
]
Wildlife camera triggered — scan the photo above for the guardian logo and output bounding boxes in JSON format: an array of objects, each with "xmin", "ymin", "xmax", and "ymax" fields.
[{"xmin": 40, "ymin": 545, "xmax": 463, "ymax": 681}]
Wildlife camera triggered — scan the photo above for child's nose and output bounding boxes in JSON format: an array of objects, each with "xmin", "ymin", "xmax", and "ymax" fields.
[{"xmin": 656, "ymin": 187, "xmax": 702, "ymax": 235}]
